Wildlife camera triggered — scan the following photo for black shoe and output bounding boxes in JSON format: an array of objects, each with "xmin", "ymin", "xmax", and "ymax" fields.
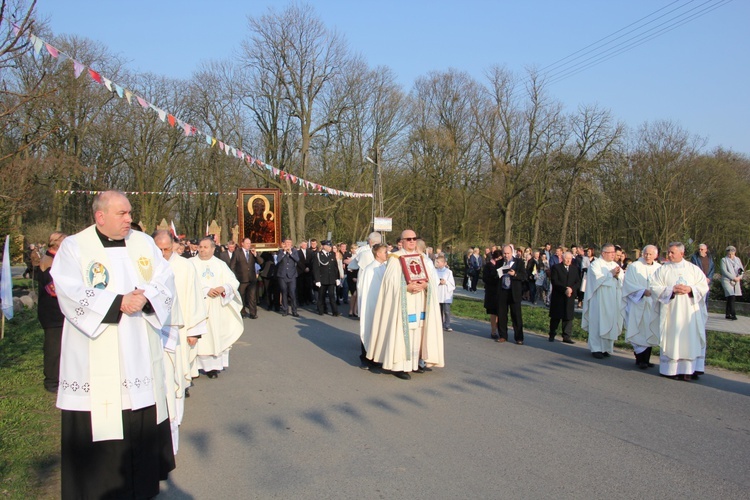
[
  {"xmin": 393, "ymin": 371, "xmax": 411, "ymax": 380},
  {"xmin": 415, "ymin": 366, "xmax": 425, "ymax": 373},
  {"xmin": 731, "ymin": 316, "xmax": 738, "ymax": 320},
  {"xmin": 638, "ymin": 362, "xmax": 649, "ymax": 370},
  {"xmin": 292, "ymin": 312, "xmax": 299, "ymax": 317},
  {"xmin": 602, "ymin": 351, "xmax": 610, "ymax": 357},
  {"xmin": 185, "ymin": 388, "xmax": 190, "ymax": 397},
  {"xmin": 44, "ymin": 386, "xmax": 58, "ymax": 393},
  {"xmin": 516, "ymin": 340, "xmax": 524, "ymax": 345},
  {"xmin": 281, "ymin": 312, "xmax": 288, "ymax": 317},
  {"xmin": 592, "ymin": 352, "xmax": 604, "ymax": 359},
  {"xmin": 548, "ymin": 336, "xmax": 555, "ymax": 342},
  {"xmin": 318, "ymin": 311, "xmax": 324, "ymax": 316},
  {"xmin": 333, "ymin": 313, "xmax": 340, "ymax": 317},
  {"xmin": 562, "ymin": 338, "xmax": 575, "ymax": 344},
  {"xmin": 249, "ymin": 314, "xmax": 258, "ymax": 319},
  {"xmin": 206, "ymin": 370, "xmax": 219, "ymax": 379}
]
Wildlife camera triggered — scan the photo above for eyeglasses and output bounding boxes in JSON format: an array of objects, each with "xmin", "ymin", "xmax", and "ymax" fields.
[{"xmin": 403, "ymin": 237, "xmax": 418, "ymax": 241}]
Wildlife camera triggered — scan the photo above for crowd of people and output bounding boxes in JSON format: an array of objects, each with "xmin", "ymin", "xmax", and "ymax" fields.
[
  {"xmin": 28, "ymin": 188, "xmax": 745, "ymax": 497},
  {"xmin": 462, "ymin": 241, "xmax": 744, "ymax": 381}
]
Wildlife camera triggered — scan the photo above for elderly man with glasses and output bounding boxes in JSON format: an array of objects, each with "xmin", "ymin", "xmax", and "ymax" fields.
[
  {"xmin": 582, "ymin": 244, "xmax": 624, "ymax": 359},
  {"xmin": 366, "ymin": 229, "xmax": 444, "ymax": 380}
]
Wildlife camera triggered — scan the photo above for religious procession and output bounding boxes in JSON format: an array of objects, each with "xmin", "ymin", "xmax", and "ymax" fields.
[
  {"xmin": 17, "ymin": 185, "xmax": 739, "ymax": 497},
  {"xmin": 2, "ymin": 1, "xmax": 750, "ymax": 499}
]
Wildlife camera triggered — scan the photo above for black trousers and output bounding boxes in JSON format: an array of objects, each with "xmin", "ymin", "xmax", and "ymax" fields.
[
  {"xmin": 43, "ymin": 326, "xmax": 63, "ymax": 391},
  {"xmin": 61, "ymin": 405, "xmax": 175, "ymax": 500},
  {"xmin": 726, "ymin": 296, "xmax": 737, "ymax": 318},
  {"xmin": 317, "ymin": 283, "xmax": 338, "ymax": 315},
  {"xmin": 238, "ymin": 280, "xmax": 258, "ymax": 316},
  {"xmin": 549, "ymin": 317, "xmax": 573, "ymax": 340},
  {"xmin": 278, "ymin": 277, "xmax": 298, "ymax": 314},
  {"xmin": 498, "ymin": 289, "xmax": 523, "ymax": 342},
  {"xmin": 262, "ymin": 277, "xmax": 279, "ymax": 310}
]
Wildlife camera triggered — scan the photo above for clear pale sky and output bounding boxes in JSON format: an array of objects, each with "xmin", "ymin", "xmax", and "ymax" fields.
[{"xmin": 34, "ymin": 0, "xmax": 749, "ymax": 154}]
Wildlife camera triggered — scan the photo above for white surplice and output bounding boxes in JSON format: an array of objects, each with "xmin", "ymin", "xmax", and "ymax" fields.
[
  {"xmin": 649, "ymin": 259, "xmax": 709, "ymax": 376},
  {"xmin": 622, "ymin": 258, "xmax": 661, "ymax": 353},
  {"xmin": 191, "ymin": 255, "xmax": 243, "ymax": 373},
  {"xmin": 163, "ymin": 252, "xmax": 208, "ymax": 453},
  {"xmin": 51, "ymin": 226, "xmax": 174, "ymax": 441},
  {"xmin": 358, "ymin": 259, "xmax": 386, "ymax": 348},
  {"xmin": 582, "ymin": 258, "xmax": 623, "ymax": 354}
]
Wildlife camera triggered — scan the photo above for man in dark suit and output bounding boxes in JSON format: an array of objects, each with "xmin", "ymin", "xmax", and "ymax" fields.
[
  {"xmin": 275, "ymin": 237, "xmax": 299, "ymax": 317},
  {"xmin": 306, "ymin": 239, "xmax": 319, "ymax": 305},
  {"xmin": 496, "ymin": 245, "xmax": 527, "ymax": 344},
  {"xmin": 259, "ymin": 251, "xmax": 278, "ymax": 311},
  {"xmin": 548, "ymin": 251, "xmax": 581, "ymax": 344},
  {"xmin": 230, "ymin": 237, "xmax": 264, "ymax": 319},
  {"xmin": 219, "ymin": 240, "xmax": 236, "ymax": 266},
  {"xmin": 312, "ymin": 240, "xmax": 339, "ymax": 316},
  {"xmin": 296, "ymin": 240, "xmax": 311, "ymax": 305}
]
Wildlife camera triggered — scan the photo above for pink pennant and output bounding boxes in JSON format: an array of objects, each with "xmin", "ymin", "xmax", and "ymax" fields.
[
  {"xmin": 136, "ymin": 96, "xmax": 149, "ymax": 108},
  {"xmin": 45, "ymin": 43, "xmax": 59, "ymax": 58}
]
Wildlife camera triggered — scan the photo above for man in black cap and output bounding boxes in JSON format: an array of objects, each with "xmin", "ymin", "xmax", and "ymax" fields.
[{"xmin": 313, "ymin": 240, "xmax": 339, "ymax": 316}]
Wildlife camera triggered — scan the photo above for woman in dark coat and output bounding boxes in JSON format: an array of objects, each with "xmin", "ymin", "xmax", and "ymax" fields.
[
  {"xmin": 36, "ymin": 231, "xmax": 67, "ymax": 392},
  {"xmin": 483, "ymin": 249, "xmax": 502, "ymax": 339}
]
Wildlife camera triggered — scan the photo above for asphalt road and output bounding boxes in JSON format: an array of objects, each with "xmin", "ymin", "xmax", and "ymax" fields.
[{"xmin": 159, "ymin": 304, "xmax": 750, "ymax": 499}]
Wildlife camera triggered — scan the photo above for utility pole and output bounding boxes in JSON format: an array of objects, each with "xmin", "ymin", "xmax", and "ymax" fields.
[{"xmin": 366, "ymin": 149, "xmax": 385, "ymax": 241}]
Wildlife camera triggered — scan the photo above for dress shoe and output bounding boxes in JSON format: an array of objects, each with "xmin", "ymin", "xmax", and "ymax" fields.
[
  {"xmin": 249, "ymin": 314, "xmax": 258, "ymax": 319},
  {"xmin": 317, "ymin": 311, "xmax": 324, "ymax": 316},
  {"xmin": 490, "ymin": 333, "xmax": 499, "ymax": 340},
  {"xmin": 393, "ymin": 371, "xmax": 411, "ymax": 380},
  {"xmin": 548, "ymin": 336, "xmax": 555, "ymax": 342},
  {"xmin": 185, "ymin": 388, "xmax": 190, "ymax": 398},
  {"xmin": 281, "ymin": 312, "xmax": 288, "ymax": 317},
  {"xmin": 562, "ymin": 338, "xmax": 575, "ymax": 344},
  {"xmin": 333, "ymin": 313, "xmax": 340, "ymax": 317},
  {"xmin": 638, "ymin": 362, "xmax": 649, "ymax": 370},
  {"xmin": 241, "ymin": 313, "xmax": 250, "ymax": 318},
  {"xmin": 292, "ymin": 312, "xmax": 299, "ymax": 317},
  {"xmin": 731, "ymin": 316, "xmax": 738, "ymax": 320},
  {"xmin": 516, "ymin": 340, "xmax": 524, "ymax": 345},
  {"xmin": 496, "ymin": 338, "xmax": 507, "ymax": 343},
  {"xmin": 602, "ymin": 351, "xmax": 610, "ymax": 357},
  {"xmin": 415, "ymin": 366, "xmax": 425, "ymax": 373},
  {"xmin": 592, "ymin": 352, "xmax": 604, "ymax": 359},
  {"xmin": 206, "ymin": 370, "xmax": 219, "ymax": 379}
]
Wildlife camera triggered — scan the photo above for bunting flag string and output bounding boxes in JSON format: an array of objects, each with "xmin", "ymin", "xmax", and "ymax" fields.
[
  {"xmin": 16, "ymin": 24, "xmax": 373, "ymax": 200},
  {"xmin": 55, "ymin": 190, "xmax": 338, "ymax": 197}
]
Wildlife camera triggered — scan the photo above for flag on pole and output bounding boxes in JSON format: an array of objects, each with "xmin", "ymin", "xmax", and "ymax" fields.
[
  {"xmin": 170, "ymin": 220, "xmax": 178, "ymax": 239},
  {"xmin": 1, "ymin": 235, "xmax": 13, "ymax": 320}
]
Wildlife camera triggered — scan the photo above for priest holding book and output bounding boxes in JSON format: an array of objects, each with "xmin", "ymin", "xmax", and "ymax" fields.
[{"xmin": 367, "ymin": 229, "xmax": 444, "ymax": 380}]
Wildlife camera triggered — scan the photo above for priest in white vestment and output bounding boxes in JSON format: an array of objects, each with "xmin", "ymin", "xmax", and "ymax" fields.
[
  {"xmin": 357, "ymin": 243, "xmax": 388, "ymax": 368},
  {"xmin": 367, "ymin": 229, "xmax": 444, "ymax": 380},
  {"xmin": 622, "ymin": 245, "xmax": 661, "ymax": 369},
  {"xmin": 649, "ymin": 242, "xmax": 709, "ymax": 381},
  {"xmin": 154, "ymin": 230, "xmax": 208, "ymax": 453},
  {"xmin": 51, "ymin": 191, "xmax": 175, "ymax": 499},
  {"xmin": 582, "ymin": 243, "xmax": 624, "ymax": 359},
  {"xmin": 351, "ymin": 231, "xmax": 383, "ymax": 309},
  {"xmin": 191, "ymin": 237, "xmax": 243, "ymax": 379}
]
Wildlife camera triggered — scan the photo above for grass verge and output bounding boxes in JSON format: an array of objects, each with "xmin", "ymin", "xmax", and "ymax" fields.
[
  {"xmin": 0, "ymin": 307, "xmax": 60, "ymax": 499},
  {"xmin": 451, "ymin": 296, "xmax": 750, "ymax": 373}
]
